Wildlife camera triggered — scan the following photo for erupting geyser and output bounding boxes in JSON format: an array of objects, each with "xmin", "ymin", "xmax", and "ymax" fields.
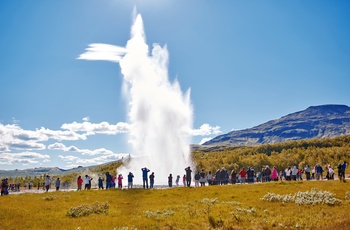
[{"xmin": 79, "ymin": 13, "xmax": 194, "ymax": 185}]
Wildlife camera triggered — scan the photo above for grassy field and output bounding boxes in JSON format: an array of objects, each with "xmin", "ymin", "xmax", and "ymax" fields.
[{"xmin": 1, "ymin": 180, "xmax": 350, "ymax": 230}]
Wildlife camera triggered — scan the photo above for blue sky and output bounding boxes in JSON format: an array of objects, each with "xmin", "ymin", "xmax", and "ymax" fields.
[{"xmin": 1, "ymin": 1, "xmax": 349, "ymax": 170}]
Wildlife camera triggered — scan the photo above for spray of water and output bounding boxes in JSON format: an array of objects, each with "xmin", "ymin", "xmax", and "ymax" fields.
[{"xmin": 116, "ymin": 14, "xmax": 194, "ymax": 185}]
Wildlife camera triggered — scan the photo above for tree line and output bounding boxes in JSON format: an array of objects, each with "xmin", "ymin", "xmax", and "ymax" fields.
[{"xmin": 193, "ymin": 135, "xmax": 350, "ymax": 174}]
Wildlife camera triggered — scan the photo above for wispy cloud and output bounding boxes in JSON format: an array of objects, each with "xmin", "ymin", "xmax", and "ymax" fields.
[
  {"xmin": 58, "ymin": 152, "xmax": 128, "ymax": 168},
  {"xmin": 37, "ymin": 127, "xmax": 88, "ymax": 141},
  {"xmin": 0, "ymin": 152, "xmax": 50, "ymax": 165},
  {"xmin": 0, "ymin": 123, "xmax": 47, "ymax": 151},
  {"xmin": 48, "ymin": 142, "xmax": 120, "ymax": 156},
  {"xmin": 191, "ymin": 123, "xmax": 222, "ymax": 136},
  {"xmin": 198, "ymin": 137, "xmax": 213, "ymax": 145},
  {"xmin": 61, "ymin": 121, "xmax": 130, "ymax": 135},
  {"xmin": 77, "ymin": 43, "xmax": 127, "ymax": 63}
]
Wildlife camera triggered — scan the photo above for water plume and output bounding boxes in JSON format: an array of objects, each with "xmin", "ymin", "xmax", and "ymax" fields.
[
  {"xmin": 79, "ymin": 13, "xmax": 194, "ymax": 185},
  {"xmin": 118, "ymin": 14, "xmax": 194, "ymax": 185}
]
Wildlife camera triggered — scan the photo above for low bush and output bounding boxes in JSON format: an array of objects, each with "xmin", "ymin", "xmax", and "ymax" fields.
[
  {"xmin": 261, "ymin": 188, "xmax": 342, "ymax": 205},
  {"xmin": 66, "ymin": 201, "xmax": 109, "ymax": 217}
]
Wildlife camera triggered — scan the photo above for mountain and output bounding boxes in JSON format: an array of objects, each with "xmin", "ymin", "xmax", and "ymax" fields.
[
  {"xmin": 0, "ymin": 160, "xmax": 123, "ymax": 178},
  {"xmin": 0, "ymin": 165, "xmax": 99, "ymax": 178},
  {"xmin": 203, "ymin": 104, "xmax": 350, "ymax": 147}
]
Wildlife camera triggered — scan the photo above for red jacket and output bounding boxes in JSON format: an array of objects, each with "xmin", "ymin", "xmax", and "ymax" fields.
[
  {"xmin": 239, "ymin": 169, "xmax": 247, "ymax": 178},
  {"xmin": 77, "ymin": 178, "xmax": 83, "ymax": 186}
]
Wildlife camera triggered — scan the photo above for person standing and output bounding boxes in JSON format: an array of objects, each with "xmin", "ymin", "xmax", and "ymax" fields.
[
  {"xmin": 84, "ymin": 175, "xmax": 91, "ymax": 190},
  {"xmin": 285, "ymin": 167, "xmax": 292, "ymax": 181},
  {"xmin": 207, "ymin": 171, "xmax": 213, "ymax": 185},
  {"xmin": 340, "ymin": 161, "xmax": 347, "ymax": 182},
  {"xmin": 175, "ymin": 175, "xmax": 180, "ymax": 187},
  {"xmin": 105, "ymin": 172, "xmax": 112, "ymax": 189},
  {"xmin": 168, "ymin": 174, "xmax": 173, "ymax": 187},
  {"xmin": 149, "ymin": 172, "xmax": 155, "ymax": 189},
  {"xmin": 215, "ymin": 169, "xmax": 221, "ymax": 185},
  {"xmin": 271, "ymin": 166, "xmax": 278, "ymax": 181},
  {"xmin": 1, "ymin": 178, "xmax": 9, "ymax": 196},
  {"xmin": 44, "ymin": 175, "xmax": 51, "ymax": 192},
  {"xmin": 182, "ymin": 175, "xmax": 186, "ymax": 187},
  {"xmin": 199, "ymin": 169, "xmax": 206, "ymax": 186},
  {"xmin": 117, "ymin": 174, "xmax": 123, "ymax": 189},
  {"xmin": 239, "ymin": 168, "xmax": 246, "ymax": 184},
  {"xmin": 304, "ymin": 165, "xmax": 311, "ymax": 180},
  {"xmin": 127, "ymin": 172, "xmax": 134, "ymax": 189},
  {"xmin": 315, "ymin": 164, "xmax": 323, "ymax": 180},
  {"xmin": 220, "ymin": 168, "xmax": 228, "ymax": 185},
  {"xmin": 111, "ymin": 174, "xmax": 116, "ymax": 188},
  {"xmin": 297, "ymin": 168, "xmax": 303, "ymax": 180},
  {"xmin": 264, "ymin": 165, "xmax": 272, "ymax": 182},
  {"xmin": 77, "ymin": 176, "xmax": 83, "ymax": 191},
  {"xmin": 55, "ymin": 178, "xmax": 61, "ymax": 191},
  {"xmin": 185, "ymin": 166, "xmax": 192, "ymax": 187},
  {"xmin": 98, "ymin": 176, "xmax": 104, "ymax": 189},
  {"xmin": 194, "ymin": 172, "xmax": 200, "ymax": 187},
  {"xmin": 142, "ymin": 167, "xmax": 150, "ymax": 189},
  {"xmin": 230, "ymin": 169, "xmax": 236, "ymax": 184},
  {"xmin": 246, "ymin": 167, "xmax": 253, "ymax": 183}
]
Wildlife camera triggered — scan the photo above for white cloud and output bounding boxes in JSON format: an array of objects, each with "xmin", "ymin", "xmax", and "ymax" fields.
[
  {"xmin": 191, "ymin": 123, "xmax": 221, "ymax": 136},
  {"xmin": 0, "ymin": 144, "xmax": 9, "ymax": 152},
  {"xmin": 47, "ymin": 142, "xmax": 66, "ymax": 150},
  {"xmin": 59, "ymin": 153, "xmax": 128, "ymax": 168},
  {"xmin": 61, "ymin": 121, "xmax": 130, "ymax": 135},
  {"xmin": 67, "ymin": 146, "xmax": 79, "ymax": 152},
  {"xmin": 0, "ymin": 152, "xmax": 50, "ymax": 165},
  {"xmin": 0, "ymin": 123, "xmax": 47, "ymax": 151},
  {"xmin": 49, "ymin": 142, "xmax": 118, "ymax": 156},
  {"xmin": 82, "ymin": 117, "xmax": 90, "ymax": 122},
  {"xmin": 77, "ymin": 43, "xmax": 127, "ymax": 63},
  {"xmin": 198, "ymin": 137, "xmax": 213, "ymax": 145},
  {"xmin": 58, "ymin": 155, "xmax": 79, "ymax": 161},
  {"xmin": 54, "ymin": 142, "xmax": 129, "ymax": 167},
  {"xmin": 37, "ymin": 127, "xmax": 88, "ymax": 141},
  {"xmin": 8, "ymin": 141, "xmax": 46, "ymax": 150}
]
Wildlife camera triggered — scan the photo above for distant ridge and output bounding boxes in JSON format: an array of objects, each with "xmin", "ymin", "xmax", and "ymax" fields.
[
  {"xmin": 0, "ymin": 160, "xmax": 119, "ymax": 178},
  {"xmin": 203, "ymin": 104, "xmax": 350, "ymax": 146}
]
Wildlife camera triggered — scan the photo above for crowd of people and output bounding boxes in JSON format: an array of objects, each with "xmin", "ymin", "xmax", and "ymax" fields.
[
  {"xmin": 1, "ymin": 161, "xmax": 348, "ymax": 195},
  {"xmin": 184, "ymin": 161, "xmax": 348, "ymax": 186},
  {"xmin": 73, "ymin": 161, "xmax": 348, "ymax": 190}
]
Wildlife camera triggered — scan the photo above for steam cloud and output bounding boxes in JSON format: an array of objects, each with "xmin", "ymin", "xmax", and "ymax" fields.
[{"xmin": 79, "ymin": 14, "xmax": 194, "ymax": 185}]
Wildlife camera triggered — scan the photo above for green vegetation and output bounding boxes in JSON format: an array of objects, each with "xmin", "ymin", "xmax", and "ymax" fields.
[
  {"xmin": 1, "ymin": 181, "xmax": 350, "ymax": 229},
  {"xmin": 193, "ymin": 135, "xmax": 350, "ymax": 173}
]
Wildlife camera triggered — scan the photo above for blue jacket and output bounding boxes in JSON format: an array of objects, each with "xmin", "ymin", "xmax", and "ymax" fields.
[{"xmin": 142, "ymin": 168, "xmax": 150, "ymax": 179}]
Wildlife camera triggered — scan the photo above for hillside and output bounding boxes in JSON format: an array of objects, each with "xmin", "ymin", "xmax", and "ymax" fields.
[
  {"xmin": 0, "ymin": 161, "xmax": 121, "ymax": 178},
  {"xmin": 203, "ymin": 104, "xmax": 350, "ymax": 146}
]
